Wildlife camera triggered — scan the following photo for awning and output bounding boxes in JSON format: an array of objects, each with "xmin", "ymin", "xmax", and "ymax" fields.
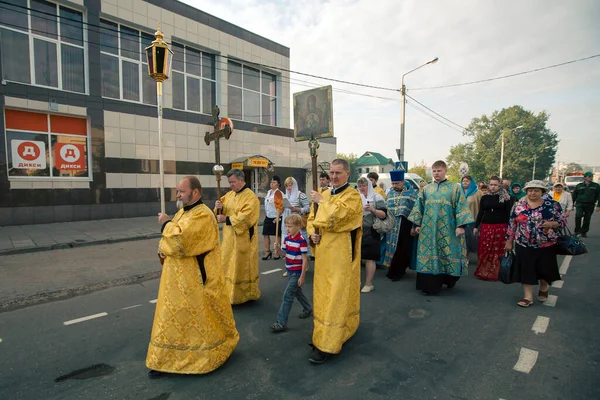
[{"xmin": 230, "ymin": 155, "xmax": 274, "ymax": 171}]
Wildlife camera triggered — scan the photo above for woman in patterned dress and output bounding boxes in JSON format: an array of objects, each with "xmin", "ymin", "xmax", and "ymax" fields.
[
  {"xmin": 505, "ymin": 180, "xmax": 566, "ymax": 308},
  {"xmin": 473, "ymin": 176, "xmax": 512, "ymax": 280}
]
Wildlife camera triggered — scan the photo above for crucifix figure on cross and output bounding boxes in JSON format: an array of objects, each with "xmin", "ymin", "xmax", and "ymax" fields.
[{"xmin": 204, "ymin": 105, "xmax": 233, "ymax": 214}]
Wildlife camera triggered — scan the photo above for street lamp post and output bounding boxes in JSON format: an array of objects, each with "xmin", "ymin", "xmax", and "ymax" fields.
[
  {"xmin": 532, "ymin": 146, "xmax": 552, "ymax": 180},
  {"xmin": 145, "ymin": 28, "xmax": 173, "ymax": 214},
  {"xmin": 398, "ymin": 57, "xmax": 439, "ymax": 162},
  {"xmin": 499, "ymin": 125, "xmax": 523, "ymax": 180}
]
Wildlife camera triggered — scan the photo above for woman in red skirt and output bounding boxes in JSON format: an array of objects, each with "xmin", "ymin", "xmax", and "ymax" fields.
[{"xmin": 473, "ymin": 176, "xmax": 513, "ymax": 280}]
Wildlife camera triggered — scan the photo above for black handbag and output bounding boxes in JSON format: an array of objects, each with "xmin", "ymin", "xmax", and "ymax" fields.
[
  {"xmin": 499, "ymin": 251, "xmax": 518, "ymax": 284},
  {"xmin": 556, "ymin": 226, "xmax": 587, "ymax": 256}
]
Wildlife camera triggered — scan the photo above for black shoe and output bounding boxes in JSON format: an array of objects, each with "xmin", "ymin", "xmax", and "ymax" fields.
[
  {"xmin": 309, "ymin": 347, "xmax": 330, "ymax": 364},
  {"xmin": 148, "ymin": 370, "xmax": 166, "ymax": 379},
  {"xmin": 262, "ymin": 252, "xmax": 273, "ymax": 260}
]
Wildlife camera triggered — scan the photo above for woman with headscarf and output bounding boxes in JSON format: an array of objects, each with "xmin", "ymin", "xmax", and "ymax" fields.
[
  {"xmin": 506, "ymin": 180, "xmax": 566, "ymax": 307},
  {"xmin": 262, "ymin": 175, "xmax": 284, "ymax": 260},
  {"xmin": 473, "ymin": 176, "xmax": 513, "ymax": 280},
  {"xmin": 510, "ymin": 182, "xmax": 526, "ymax": 203},
  {"xmin": 356, "ymin": 177, "xmax": 387, "ymax": 293},
  {"xmin": 549, "ymin": 182, "xmax": 573, "ymax": 218},
  {"xmin": 461, "ymin": 175, "xmax": 483, "ymax": 254},
  {"xmin": 281, "ymin": 177, "xmax": 311, "ymax": 276}
]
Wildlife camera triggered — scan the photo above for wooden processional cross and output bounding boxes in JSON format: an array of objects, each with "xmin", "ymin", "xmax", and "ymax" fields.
[{"xmin": 204, "ymin": 105, "xmax": 232, "ymax": 213}]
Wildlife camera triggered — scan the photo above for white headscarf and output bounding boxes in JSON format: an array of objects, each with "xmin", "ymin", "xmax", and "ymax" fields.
[
  {"xmin": 285, "ymin": 177, "xmax": 300, "ymax": 204},
  {"xmin": 359, "ymin": 181, "xmax": 377, "ymax": 209}
]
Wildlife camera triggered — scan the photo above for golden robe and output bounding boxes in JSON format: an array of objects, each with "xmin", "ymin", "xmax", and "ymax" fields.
[
  {"xmin": 217, "ymin": 187, "xmax": 261, "ymax": 304},
  {"xmin": 146, "ymin": 202, "xmax": 239, "ymax": 374},
  {"xmin": 307, "ymin": 185, "xmax": 363, "ymax": 354},
  {"xmin": 374, "ymin": 185, "xmax": 386, "ymax": 199}
]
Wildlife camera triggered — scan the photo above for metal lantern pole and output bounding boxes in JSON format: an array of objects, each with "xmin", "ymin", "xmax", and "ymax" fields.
[
  {"xmin": 157, "ymin": 81, "xmax": 165, "ymax": 213},
  {"xmin": 145, "ymin": 28, "xmax": 173, "ymax": 214}
]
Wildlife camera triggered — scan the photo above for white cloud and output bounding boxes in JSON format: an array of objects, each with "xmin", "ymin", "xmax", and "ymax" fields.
[{"xmin": 182, "ymin": 0, "xmax": 600, "ymax": 167}]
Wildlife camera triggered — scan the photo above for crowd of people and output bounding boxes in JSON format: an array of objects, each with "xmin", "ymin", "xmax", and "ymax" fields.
[{"xmin": 146, "ymin": 159, "xmax": 599, "ymax": 378}]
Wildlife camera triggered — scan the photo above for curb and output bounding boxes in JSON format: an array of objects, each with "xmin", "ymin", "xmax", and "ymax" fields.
[
  {"xmin": 0, "ymin": 269, "xmax": 162, "ymax": 313},
  {"xmin": 0, "ymin": 234, "xmax": 163, "ymax": 256}
]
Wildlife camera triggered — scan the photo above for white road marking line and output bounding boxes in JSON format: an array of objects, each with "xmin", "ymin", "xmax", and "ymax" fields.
[
  {"xmin": 262, "ymin": 268, "xmax": 282, "ymax": 275},
  {"xmin": 543, "ymin": 295, "xmax": 558, "ymax": 307},
  {"xmin": 0, "ymin": 338, "xmax": 3, "ymax": 343},
  {"xmin": 552, "ymin": 280, "xmax": 564, "ymax": 288},
  {"xmin": 63, "ymin": 312, "xmax": 108, "ymax": 326},
  {"xmin": 121, "ymin": 304, "xmax": 142, "ymax": 310},
  {"xmin": 532, "ymin": 316, "xmax": 550, "ymax": 334},
  {"xmin": 559, "ymin": 256, "xmax": 573, "ymax": 275},
  {"xmin": 149, "ymin": 299, "xmax": 158, "ymax": 304},
  {"xmin": 513, "ymin": 347, "xmax": 539, "ymax": 373}
]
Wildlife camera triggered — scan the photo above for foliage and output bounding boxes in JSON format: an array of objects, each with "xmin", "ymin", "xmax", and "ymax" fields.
[
  {"xmin": 408, "ymin": 160, "xmax": 429, "ymax": 182},
  {"xmin": 565, "ymin": 163, "xmax": 582, "ymax": 174},
  {"xmin": 446, "ymin": 105, "xmax": 558, "ymax": 184}
]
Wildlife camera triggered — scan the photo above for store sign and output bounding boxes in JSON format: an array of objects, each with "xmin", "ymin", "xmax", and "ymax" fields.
[
  {"xmin": 247, "ymin": 158, "xmax": 268, "ymax": 168},
  {"xmin": 11, "ymin": 140, "xmax": 46, "ymax": 169},
  {"xmin": 232, "ymin": 162, "xmax": 244, "ymax": 169},
  {"xmin": 55, "ymin": 143, "xmax": 85, "ymax": 170}
]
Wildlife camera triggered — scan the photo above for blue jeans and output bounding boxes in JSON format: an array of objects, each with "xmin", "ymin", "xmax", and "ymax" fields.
[{"xmin": 276, "ymin": 273, "xmax": 312, "ymax": 326}]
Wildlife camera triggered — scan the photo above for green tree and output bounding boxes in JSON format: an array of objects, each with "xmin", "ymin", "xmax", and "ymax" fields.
[
  {"xmin": 408, "ymin": 160, "xmax": 429, "ymax": 181},
  {"xmin": 336, "ymin": 152, "xmax": 359, "ymax": 181},
  {"xmin": 565, "ymin": 163, "xmax": 582, "ymax": 174},
  {"xmin": 446, "ymin": 105, "xmax": 558, "ymax": 184}
]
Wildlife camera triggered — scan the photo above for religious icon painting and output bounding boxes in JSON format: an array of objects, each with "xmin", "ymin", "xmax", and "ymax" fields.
[{"xmin": 293, "ymin": 85, "xmax": 334, "ymax": 142}]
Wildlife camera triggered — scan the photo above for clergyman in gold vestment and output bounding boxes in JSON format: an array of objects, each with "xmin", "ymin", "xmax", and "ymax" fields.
[
  {"xmin": 146, "ymin": 176, "xmax": 239, "ymax": 379},
  {"xmin": 215, "ymin": 169, "xmax": 261, "ymax": 305},
  {"xmin": 308, "ymin": 159, "xmax": 363, "ymax": 364}
]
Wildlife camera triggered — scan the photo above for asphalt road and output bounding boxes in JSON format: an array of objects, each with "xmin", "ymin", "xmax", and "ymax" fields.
[{"xmin": 0, "ymin": 223, "xmax": 598, "ymax": 400}]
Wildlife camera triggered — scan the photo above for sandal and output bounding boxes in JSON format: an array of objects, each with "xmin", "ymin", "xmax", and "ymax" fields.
[
  {"xmin": 517, "ymin": 298, "xmax": 533, "ymax": 308},
  {"xmin": 537, "ymin": 289, "xmax": 549, "ymax": 302},
  {"xmin": 270, "ymin": 321, "xmax": 287, "ymax": 332}
]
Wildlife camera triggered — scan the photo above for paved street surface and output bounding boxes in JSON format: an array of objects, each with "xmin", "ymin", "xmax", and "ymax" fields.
[{"xmin": 0, "ymin": 218, "xmax": 598, "ymax": 399}]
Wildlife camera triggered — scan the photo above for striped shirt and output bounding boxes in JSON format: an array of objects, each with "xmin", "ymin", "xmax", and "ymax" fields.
[{"xmin": 281, "ymin": 232, "xmax": 308, "ymax": 273}]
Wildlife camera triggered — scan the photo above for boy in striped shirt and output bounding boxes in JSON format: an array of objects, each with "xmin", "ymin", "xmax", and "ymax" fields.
[{"xmin": 270, "ymin": 214, "xmax": 313, "ymax": 332}]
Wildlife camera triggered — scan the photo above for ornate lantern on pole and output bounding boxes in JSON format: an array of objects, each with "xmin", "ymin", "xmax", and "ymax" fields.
[{"xmin": 145, "ymin": 28, "xmax": 173, "ymax": 214}]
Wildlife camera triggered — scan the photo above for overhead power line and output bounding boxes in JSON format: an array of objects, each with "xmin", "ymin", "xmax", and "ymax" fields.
[
  {"xmin": 405, "ymin": 100, "xmax": 463, "ymax": 134},
  {"xmin": 405, "ymin": 94, "xmax": 466, "ymax": 130},
  {"xmin": 411, "ymin": 53, "xmax": 600, "ymax": 90}
]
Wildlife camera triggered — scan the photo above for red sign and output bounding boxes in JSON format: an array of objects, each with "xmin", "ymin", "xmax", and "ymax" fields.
[
  {"xmin": 219, "ymin": 117, "xmax": 234, "ymax": 133},
  {"xmin": 11, "ymin": 139, "xmax": 46, "ymax": 169},
  {"xmin": 55, "ymin": 143, "xmax": 86, "ymax": 170},
  {"xmin": 18, "ymin": 141, "xmax": 41, "ymax": 161}
]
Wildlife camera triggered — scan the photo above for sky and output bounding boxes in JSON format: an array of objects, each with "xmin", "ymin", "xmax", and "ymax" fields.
[{"xmin": 183, "ymin": 0, "xmax": 600, "ymax": 168}]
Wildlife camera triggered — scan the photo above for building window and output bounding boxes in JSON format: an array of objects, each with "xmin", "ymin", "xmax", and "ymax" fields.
[
  {"xmin": 99, "ymin": 19, "xmax": 156, "ymax": 105},
  {"xmin": 170, "ymin": 42, "xmax": 216, "ymax": 114},
  {"xmin": 0, "ymin": 0, "xmax": 86, "ymax": 93},
  {"xmin": 227, "ymin": 61, "xmax": 277, "ymax": 126},
  {"xmin": 4, "ymin": 109, "xmax": 89, "ymax": 179}
]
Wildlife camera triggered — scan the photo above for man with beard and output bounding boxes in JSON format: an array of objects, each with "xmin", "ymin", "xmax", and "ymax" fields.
[
  {"xmin": 147, "ymin": 176, "xmax": 239, "ymax": 378},
  {"xmin": 383, "ymin": 168, "xmax": 418, "ymax": 281},
  {"xmin": 308, "ymin": 159, "xmax": 363, "ymax": 364},
  {"xmin": 215, "ymin": 169, "xmax": 261, "ymax": 304}
]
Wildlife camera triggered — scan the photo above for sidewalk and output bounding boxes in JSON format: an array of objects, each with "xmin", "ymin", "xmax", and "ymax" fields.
[
  {"xmin": 0, "ymin": 208, "xmax": 267, "ymax": 256},
  {"xmin": 0, "ymin": 217, "xmax": 161, "ymax": 256}
]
